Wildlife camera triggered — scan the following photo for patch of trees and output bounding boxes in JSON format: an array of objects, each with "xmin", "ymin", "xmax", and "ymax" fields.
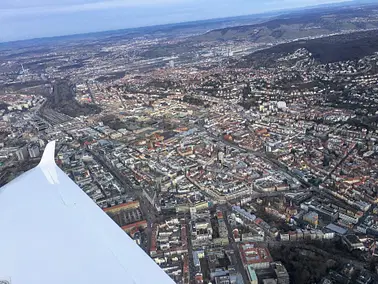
[
  {"xmin": 270, "ymin": 244, "xmax": 340, "ymax": 284},
  {"xmin": 182, "ymin": 95, "xmax": 208, "ymax": 107},
  {"xmin": 58, "ymin": 63, "xmax": 84, "ymax": 71},
  {"xmin": 0, "ymin": 102, "xmax": 9, "ymax": 110},
  {"xmin": 238, "ymin": 101, "xmax": 254, "ymax": 110},
  {"xmin": 345, "ymin": 116, "xmax": 378, "ymax": 132},
  {"xmin": 3, "ymin": 80, "xmax": 46, "ymax": 91},
  {"xmin": 242, "ymin": 83, "xmax": 252, "ymax": 100},
  {"xmin": 101, "ymin": 114, "xmax": 128, "ymax": 130},
  {"xmin": 46, "ymin": 80, "xmax": 101, "ymax": 117},
  {"xmin": 239, "ymin": 86, "xmax": 259, "ymax": 110},
  {"xmin": 140, "ymin": 43, "xmax": 191, "ymax": 59},
  {"xmin": 4, "ymin": 48, "xmax": 52, "ymax": 59},
  {"xmin": 147, "ymin": 79, "xmax": 176, "ymax": 89},
  {"xmin": 270, "ymin": 29, "xmax": 284, "ymax": 39},
  {"xmin": 0, "ymin": 131, "xmax": 10, "ymax": 143},
  {"xmin": 96, "ymin": 71, "xmax": 126, "ymax": 83}
]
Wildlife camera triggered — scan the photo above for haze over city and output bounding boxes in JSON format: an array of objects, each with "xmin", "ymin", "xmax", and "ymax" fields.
[{"xmin": 1, "ymin": 0, "xmax": 351, "ymax": 41}]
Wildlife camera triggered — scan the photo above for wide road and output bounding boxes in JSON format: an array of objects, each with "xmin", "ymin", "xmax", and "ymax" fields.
[
  {"xmin": 223, "ymin": 210, "xmax": 250, "ymax": 283},
  {"xmin": 88, "ymin": 149, "xmax": 138, "ymax": 195},
  {"xmin": 322, "ymin": 143, "xmax": 357, "ymax": 183},
  {"xmin": 184, "ymin": 213, "xmax": 197, "ymax": 284},
  {"xmin": 88, "ymin": 149, "xmax": 161, "ymax": 254}
]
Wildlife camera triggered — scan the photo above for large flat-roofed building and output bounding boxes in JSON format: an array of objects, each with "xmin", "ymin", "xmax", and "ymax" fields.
[
  {"xmin": 232, "ymin": 206, "xmax": 256, "ymax": 223},
  {"xmin": 238, "ymin": 243, "xmax": 273, "ymax": 270},
  {"xmin": 325, "ymin": 223, "xmax": 348, "ymax": 235},
  {"xmin": 342, "ymin": 235, "xmax": 366, "ymax": 251},
  {"xmin": 301, "ymin": 201, "xmax": 338, "ymax": 222},
  {"xmin": 339, "ymin": 212, "xmax": 360, "ymax": 224},
  {"xmin": 16, "ymin": 147, "xmax": 29, "ymax": 161},
  {"xmin": 104, "ymin": 201, "xmax": 146, "ymax": 233},
  {"xmin": 28, "ymin": 145, "xmax": 40, "ymax": 158}
]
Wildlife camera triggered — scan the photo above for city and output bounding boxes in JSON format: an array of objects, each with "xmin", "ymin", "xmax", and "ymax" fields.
[{"xmin": 2, "ymin": 1, "xmax": 378, "ymax": 284}]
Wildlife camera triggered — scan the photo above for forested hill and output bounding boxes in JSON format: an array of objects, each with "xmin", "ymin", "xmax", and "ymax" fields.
[
  {"xmin": 193, "ymin": 5, "xmax": 378, "ymax": 44},
  {"xmin": 237, "ymin": 30, "xmax": 378, "ymax": 67}
]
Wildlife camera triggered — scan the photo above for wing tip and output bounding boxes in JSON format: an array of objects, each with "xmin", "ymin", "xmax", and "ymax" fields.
[{"xmin": 39, "ymin": 141, "xmax": 57, "ymax": 167}]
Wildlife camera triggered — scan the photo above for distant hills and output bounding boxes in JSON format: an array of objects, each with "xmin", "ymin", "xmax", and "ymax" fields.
[
  {"xmin": 352, "ymin": 0, "xmax": 378, "ymax": 3},
  {"xmin": 193, "ymin": 4, "xmax": 378, "ymax": 44},
  {"xmin": 137, "ymin": 3, "xmax": 378, "ymax": 60},
  {"xmin": 1, "ymin": 0, "xmax": 376, "ymax": 47},
  {"xmin": 237, "ymin": 30, "xmax": 378, "ymax": 67}
]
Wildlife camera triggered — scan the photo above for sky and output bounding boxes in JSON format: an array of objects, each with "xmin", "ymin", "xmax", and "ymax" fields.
[{"xmin": 0, "ymin": 0, "xmax": 350, "ymax": 42}]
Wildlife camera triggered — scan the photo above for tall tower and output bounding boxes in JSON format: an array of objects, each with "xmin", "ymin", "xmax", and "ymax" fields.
[{"xmin": 218, "ymin": 151, "xmax": 225, "ymax": 166}]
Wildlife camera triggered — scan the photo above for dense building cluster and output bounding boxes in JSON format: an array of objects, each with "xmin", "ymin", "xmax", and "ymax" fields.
[{"xmin": 2, "ymin": 5, "xmax": 378, "ymax": 284}]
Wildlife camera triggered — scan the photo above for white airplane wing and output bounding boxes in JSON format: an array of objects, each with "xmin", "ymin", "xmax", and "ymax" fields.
[{"xmin": 0, "ymin": 141, "xmax": 174, "ymax": 284}]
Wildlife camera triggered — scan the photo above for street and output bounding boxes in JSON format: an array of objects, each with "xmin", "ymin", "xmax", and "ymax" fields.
[{"xmin": 223, "ymin": 209, "xmax": 250, "ymax": 283}]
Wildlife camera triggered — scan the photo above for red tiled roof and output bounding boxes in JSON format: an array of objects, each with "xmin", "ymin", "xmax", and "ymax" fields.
[
  {"xmin": 121, "ymin": 220, "xmax": 147, "ymax": 232},
  {"xmin": 103, "ymin": 201, "xmax": 140, "ymax": 213}
]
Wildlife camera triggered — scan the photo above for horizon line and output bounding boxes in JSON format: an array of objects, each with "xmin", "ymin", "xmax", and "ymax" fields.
[{"xmin": 0, "ymin": 0, "xmax": 365, "ymax": 45}]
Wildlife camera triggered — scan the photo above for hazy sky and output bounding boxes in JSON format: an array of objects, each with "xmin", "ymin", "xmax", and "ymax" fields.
[{"xmin": 0, "ymin": 0, "xmax": 348, "ymax": 42}]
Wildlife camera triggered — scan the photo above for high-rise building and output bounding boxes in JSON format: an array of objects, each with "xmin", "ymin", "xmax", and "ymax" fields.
[
  {"xmin": 28, "ymin": 145, "xmax": 40, "ymax": 158},
  {"xmin": 218, "ymin": 151, "xmax": 225, "ymax": 165},
  {"xmin": 16, "ymin": 147, "xmax": 29, "ymax": 161},
  {"xmin": 273, "ymin": 262, "xmax": 290, "ymax": 284}
]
